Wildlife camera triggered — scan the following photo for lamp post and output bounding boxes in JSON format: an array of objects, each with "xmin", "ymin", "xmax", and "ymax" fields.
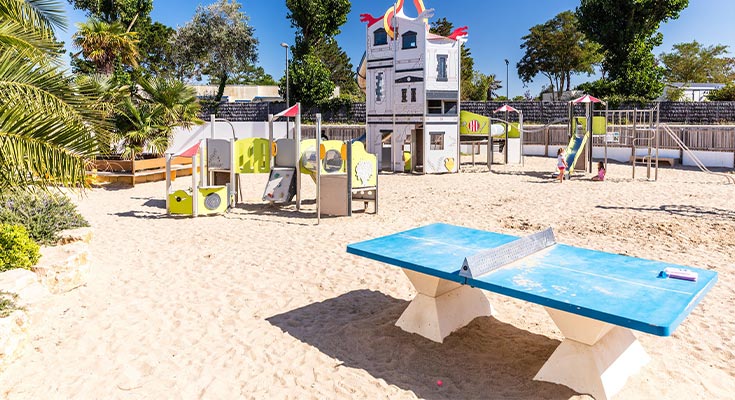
[
  {"xmin": 504, "ymin": 59, "xmax": 509, "ymax": 100},
  {"xmin": 281, "ymin": 42, "xmax": 290, "ymax": 137}
]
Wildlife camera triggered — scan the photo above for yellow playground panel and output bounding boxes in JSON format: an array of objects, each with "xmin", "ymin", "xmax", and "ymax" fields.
[{"xmin": 234, "ymin": 138, "xmax": 270, "ymax": 174}]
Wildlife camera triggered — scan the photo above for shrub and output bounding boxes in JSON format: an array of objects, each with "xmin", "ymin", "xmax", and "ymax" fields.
[
  {"xmin": 0, "ymin": 291, "xmax": 23, "ymax": 318},
  {"xmin": 0, "ymin": 190, "xmax": 89, "ymax": 245},
  {"xmin": 0, "ymin": 224, "xmax": 40, "ymax": 272},
  {"xmin": 707, "ymin": 83, "xmax": 735, "ymax": 101}
]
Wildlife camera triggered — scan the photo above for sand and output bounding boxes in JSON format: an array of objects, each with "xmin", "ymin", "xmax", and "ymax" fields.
[{"xmin": 1, "ymin": 156, "xmax": 733, "ymax": 399}]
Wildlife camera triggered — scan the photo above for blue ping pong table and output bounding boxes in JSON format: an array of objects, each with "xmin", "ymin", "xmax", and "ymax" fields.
[{"xmin": 346, "ymin": 223, "xmax": 717, "ymax": 400}]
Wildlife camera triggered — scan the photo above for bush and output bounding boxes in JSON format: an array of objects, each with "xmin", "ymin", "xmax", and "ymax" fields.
[
  {"xmin": 0, "ymin": 291, "xmax": 23, "ymax": 318},
  {"xmin": 707, "ymin": 83, "xmax": 735, "ymax": 101},
  {"xmin": 0, "ymin": 190, "xmax": 89, "ymax": 245},
  {"xmin": 0, "ymin": 224, "xmax": 40, "ymax": 272}
]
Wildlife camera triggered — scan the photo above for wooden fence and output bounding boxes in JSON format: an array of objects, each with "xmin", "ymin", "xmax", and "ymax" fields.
[
  {"xmin": 524, "ymin": 124, "xmax": 735, "ymax": 154},
  {"xmin": 300, "ymin": 124, "xmax": 735, "ymax": 155}
]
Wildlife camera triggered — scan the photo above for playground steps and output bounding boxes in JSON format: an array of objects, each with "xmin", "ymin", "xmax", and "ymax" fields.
[{"xmin": 630, "ymin": 156, "xmax": 677, "ymax": 166}]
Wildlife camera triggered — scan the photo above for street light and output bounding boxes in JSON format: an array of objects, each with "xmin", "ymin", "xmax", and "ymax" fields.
[
  {"xmin": 281, "ymin": 42, "xmax": 290, "ymax": 137},
  {"xmin": 281, "ymin": 42, "xmax": 290, "ymax": 108},
  {"xmin": 504, "ymin": 59, "xmax": 509, "ymax": 100}
]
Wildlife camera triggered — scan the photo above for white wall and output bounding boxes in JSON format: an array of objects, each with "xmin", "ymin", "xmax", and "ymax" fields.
[
  {"xmin": 523, "ymin": 145, "xmax": 547, "ymax": 157},
  {"xmin": 684, "ymin": 151, "xmax": 734, "ymax": 168}
]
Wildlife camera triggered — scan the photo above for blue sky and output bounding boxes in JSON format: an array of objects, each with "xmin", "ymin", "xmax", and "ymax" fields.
[{"xmin": 58, "ymin": 0, "xmax": 735, "ymax": 97}]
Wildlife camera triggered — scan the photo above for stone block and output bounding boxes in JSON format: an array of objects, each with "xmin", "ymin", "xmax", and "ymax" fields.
[
  {"xmin": 32, "ymin": 242, "xmax": 91, "ymax": 294},
  {"xmin": 0, "ymin": 269, "xmax": 50, "ymax": 306},
  {"xmin": 56, "ymin": 227, "xmax": 94, "ymax": 245},
  {"xmin": 0, "ymin": 310, "xmax": 29, "ymax": 371}
]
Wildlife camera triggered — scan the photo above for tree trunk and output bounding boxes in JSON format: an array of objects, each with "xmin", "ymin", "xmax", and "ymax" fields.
[
  {"xmin": 566, "ymin": 72, "xmax": 572, "ymax": 91},
  {"xmin": 215, "ymin": 72, "xmax": 228, "ymax": 103},
  {"xmin": 548, "ymin": 76, "xmax": 555, "ymax": 100}
]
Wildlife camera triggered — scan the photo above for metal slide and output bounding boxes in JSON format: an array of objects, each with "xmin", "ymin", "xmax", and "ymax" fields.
[{"xmin": 660, "ymin": 124, "xmax": 735, "ymax": 184}]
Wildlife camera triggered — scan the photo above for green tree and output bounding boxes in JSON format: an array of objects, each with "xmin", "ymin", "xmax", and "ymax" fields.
[
  {"xmin": 285, "ymin": 0, "xmax": 352, "ymax": 104},
  {"xmin": 577, "ymin": 0, "xmax": 689, "ymax": 99},
  {"xmin": 707, "ymin": 83, "xmax": 735, "ymax": 101},
  {"xmin": 518, "ymin": 11, "xmax": 601, "ymax": 100},
  {"xmin": 68, "ymin": 0, "xmax": 178, "ymax": 77},
  {"xmin": 660, "ymin": 41, "xmax": 735, "ymax": 83},
  {"xmin": 1, "ymin": 0, "xmax": 109, "ymax": 192},
  {"xmin": 137, "ymin": 21, "xmax": 175, "ymax": 77},
  {"xmin": 173, "ymin": 0, "xmax": 258, "ymax": 103},
  {"xmin": 280, "ymin": 52, "xmax": 334, "ymax": 107},
  {"xmin": 315, "ymin": 38, "xmax": 360, "ymax": 96},
  {"xmin": 72, "ymin": 18, "xmax": 140, "ymax": 75},
  {"xmin": 225, "ymin": 64, "xmax": 277, "ymax": 86},
  {"xmin": 286, "ymin": 0, "xmax": 349, "ymax": 51},
  {"xmin": 66, "ymin": 0, "xmax": 153, "ymax": 25}
]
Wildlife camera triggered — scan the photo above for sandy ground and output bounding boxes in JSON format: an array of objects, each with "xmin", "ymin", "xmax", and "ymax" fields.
[{"xmin": 1, "ymin": 156, "xmax": 733, "ymax": 399}]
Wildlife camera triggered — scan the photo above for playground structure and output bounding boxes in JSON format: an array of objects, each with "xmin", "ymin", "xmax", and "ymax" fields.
[
  {"xmin": 563, "ymin": 95, "xmax": 607, "ymax": 178},
  {"xmin": 595, "ymin": 103, "xmax": 735, "ymax": 183},
  {"xmin": 164, "ymin": 106, "xmax": 379, "ymax": 219},
  {"xmin": 360, "ymin": 0, "xmax": 468, "ymax": 174},
  {"xmin": 459, "ymin": 106, "xmax": 525, "ymax": 169}
]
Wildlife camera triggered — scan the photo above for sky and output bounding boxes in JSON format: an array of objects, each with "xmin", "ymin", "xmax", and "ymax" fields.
[{"xmin": 58, "ymin": 0, "xmax": 735, "ymax": 98}]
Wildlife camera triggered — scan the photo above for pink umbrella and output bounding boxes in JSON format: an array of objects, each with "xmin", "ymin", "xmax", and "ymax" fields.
[
  {"xmin": 493, "ymin": 104, "xmax": 520, "ymax": 113},
  {"xmin": 275, "ymin": 103, "xmax": 300, "ymax": 118},
  {"xmin": 570, "ymin": 94, "xmax": 603, "ymax": 104}
]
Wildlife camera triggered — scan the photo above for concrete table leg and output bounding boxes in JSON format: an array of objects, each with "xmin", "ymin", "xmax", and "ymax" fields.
[
  {"xmin": 395, "ymin": 269, "xmax": 494, "ymax": 343},
  {"xmin": 534, "ymin": 308, "xmax": 650, "ymax": 400}
]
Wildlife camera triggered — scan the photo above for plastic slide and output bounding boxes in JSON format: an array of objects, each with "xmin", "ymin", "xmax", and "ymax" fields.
[{"xmin": 564, "ymin": 132, "xmax": 590, "ymax": 176}]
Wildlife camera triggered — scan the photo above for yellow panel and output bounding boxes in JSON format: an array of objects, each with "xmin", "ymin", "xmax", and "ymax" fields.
[
  {"xmin": 460, "ymin": 110, "xmax": 490, "ymax": 135},
  {"xmin": 234, "ymin": 138, "xmax": 270, "ymax": 174},
  {"xmin": 300, "ymin": 139, "xmax": 345, "ymax": 175},
  {"xmin": 351, "ymin": 141, "xmax": 378, "ymax": 188},
  {"xmin": 169, "ymin": 190, "xmax": 193, "ymax": 215},
  {"xmin": 592, "ymin": 116, "xmax": 607, "ymax": 135},
  {"xmin": 508, "ymin": 123, "xmax": 521, "ymax": 138},
  {"xmin": 197, "ymin": 186, "xmax": 228, "ymax": 215}
]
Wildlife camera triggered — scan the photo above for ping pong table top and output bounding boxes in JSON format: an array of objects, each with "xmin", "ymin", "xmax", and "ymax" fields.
[{"xmin": 346, "ymin": 223, "xmax": 718, "ymax": 336}]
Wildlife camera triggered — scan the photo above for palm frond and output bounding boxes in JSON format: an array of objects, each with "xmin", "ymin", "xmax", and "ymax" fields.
[
  {"xmin": 0, "ymin": 0, "xmax": 66, "ymax": 36},
  {"xmin": 0, "ymin": 20, "xmax": 59, "ymax": 57}
]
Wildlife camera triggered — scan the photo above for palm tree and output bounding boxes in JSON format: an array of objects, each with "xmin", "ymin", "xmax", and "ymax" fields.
[
  {"xmin": 114, "ymin": 97, "xmax": 168, "ymax": 160},
  {"xmin": 111, "ymin": 76, "xmax": 203, "ymax": 160},
  {"xmin": 72, "ymin": 18, "xmax": 139, "ymax": 75},
  {"xmin": 137, "ymin": 76, "xmax": 203, "ymax": 129},
  {"xmin": 0, "ymin": 0, "xmax": 108, "ymax": 192},
  {"xmin": 486, "ymin": 74, "xmax": 503, "ymax": 99}
]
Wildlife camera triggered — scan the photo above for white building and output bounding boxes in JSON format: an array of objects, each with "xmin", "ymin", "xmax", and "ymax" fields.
[
  {"xmin": 661, "ymin": 83, "xmax": 726, "ymax": 102},
  {"xmin": 363, "ymin": 6, "xmax": 464, "ymax": 173},
  {"xmin": 191, "ymin": 85, "xmax": 281, "ymax": 103}
]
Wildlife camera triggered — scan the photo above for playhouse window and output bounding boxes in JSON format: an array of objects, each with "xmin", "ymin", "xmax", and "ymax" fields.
[
  {"xmin": 402, "ymin": 31, "xmax": 417, "ymax": 49},
  {"xmin": 411, "ymin": 88, "xmax": 417, "ymax": 102},
  {"xmin": 430, "ymin": 132, "xmax": 444, "ymax": 150},
  {"xmin": 427, "ymin": 100, "xmax": 443, "ymax": 114},
  {"xmin": 443, "ymin": 101, "xmax": 458, "ymax": 115},
  {"xmin": 401, "ymin": 89, "xmax": 407, "ymax": 102},
  {"xmin": 375, "ymin": 72, "xmax": 384, "ymax": 101},
  {"xmin": 374, "ymin": 28, "xmax": 388, "ymax": 46},
  {"xmin": 437, "ymin": 55, "xmax": 448, "ymax": 81}
]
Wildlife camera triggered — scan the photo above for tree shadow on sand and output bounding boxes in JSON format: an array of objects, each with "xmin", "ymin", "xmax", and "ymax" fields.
[
  {"xmin": 597, "ymin": 204, "xmax": 735, "ymax": 221},
  {"xmin": 267, "ymin": 290, "xmax": 578, "ymax": 400}
]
